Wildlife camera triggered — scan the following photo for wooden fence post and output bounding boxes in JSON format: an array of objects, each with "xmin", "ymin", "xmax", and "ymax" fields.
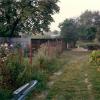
[
  {"xmin": 29, "ymin": 43, "xmax": 32, "ymax": 65},
  {"xmin": 19, "ymin": 48, "xmax": 23, "ymax": 64}
]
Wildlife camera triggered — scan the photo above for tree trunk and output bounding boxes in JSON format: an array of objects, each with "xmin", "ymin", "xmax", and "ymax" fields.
[{"xmin": 9, "ymin": 17, "xmax": 21, "ymax": 37}]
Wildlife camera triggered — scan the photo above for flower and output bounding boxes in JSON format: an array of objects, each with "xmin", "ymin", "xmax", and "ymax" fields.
[
  {"xmin": 4, "ymin": 43, "xmax": 8, "ymax": 47},
  {"xmin": 10, "ymin": 44, "xmax": 13, "ymax": 47},
  {"xmin": 1, "ymin": 44, "xmax": 3, "ymax": 47}
]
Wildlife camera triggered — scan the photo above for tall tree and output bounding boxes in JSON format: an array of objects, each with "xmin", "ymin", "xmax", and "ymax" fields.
[
  {"xmin": 93, "ymin": 11, "xmax": 100, "ymax": 41},
  {"xmin": 78, "ymin": 10, "xmax": 100, "ymax": 41},
  {"xmin": 59, "ymin": 18, "xmax": 78, "ymax": 47},
  {"xmin": 0, "ymin": 0, "xmax": 59, "ymax": 37},
  {"xmin": 78, "ymin": 25, "xmax": 96, "ymax": 41}
]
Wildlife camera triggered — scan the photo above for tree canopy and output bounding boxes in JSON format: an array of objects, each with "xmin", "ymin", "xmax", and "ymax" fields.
[
  {"xmin": 59, "ymin": 18, "xmax": 78, "ymax": 44},
  {"xmin": 59, "ymin": 10, "xmax": 100, "ymax": 43},
  {"xmin": 0, "ymin": 0, "xmax": 59, "ymax": 37},
  {"xmin": 78, "ymin": 10, "xmax": 100, "ymax": 41}
]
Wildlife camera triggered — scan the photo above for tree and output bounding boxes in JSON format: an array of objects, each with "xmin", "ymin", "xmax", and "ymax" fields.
[
  {"xmin": 59, "ymin": 18, "xmax": 78, "ymax": 47},
  {"xmin": 93, "ymin": 11, "xmax": 100, "ymax": 41},
  {"xmin": 79, "ymin": 10, "xmax": 94, "ymax": 26},
  {"xmin": 78, "ymin": 25, "xmax": 96, "ymax": 41},
  {"xmin": 78, "ymin": 10, "xmax": 100, "ymax": 41},
  {"xmin": 53, "ymin": 30, "xmax": 59, "ymax": 35},
  {"xmin": 0, "ymin": 0, "xmax": 59, "ymax": 37}
]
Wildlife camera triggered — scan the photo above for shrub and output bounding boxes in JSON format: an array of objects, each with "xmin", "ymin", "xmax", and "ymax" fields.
[
  {"xmin": 89, "ymin": 50, "xmax": 100, "ymax": 65},
  {"xmin": 16, "ymin": 61, "xmax": 34, "ymax": 86},
  {"xmin": 0, "ymin": 52, "xmax": 25, "ymax": 89},
  {"xmin": 0, "ymin": 42, "xmax": 62, "ymax": 99},
  {"xmin": 32, "ymin": 44, "xmax": 61, "ymax": 73},
  {"xmin": 32, "ymin": 70, "xmax": 49, "ymax": 92},
  {"xmin": 30, "ymin": 44, "xmax": 60, "ymax": 91},
  {"xmin": 0, "ymin": 43, "xmax": 31, "ymax": 89},
  {"xmin": 0, "ymin": 89, "xmax": 12, "ymax": 100}
]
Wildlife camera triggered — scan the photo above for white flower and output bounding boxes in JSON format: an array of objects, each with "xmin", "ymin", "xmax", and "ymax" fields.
[
  {"xmin": 5, "ymin": 47, "xmax": 8, "ymax": 50},
  {"xmin": 3, "ymin": 57, "xmax": 7, "ymax": 61},
  {"xmin": 1, "ymin": 44, "xmax": 3, "ymax": 47},
  {"xmin": 2, "ymin": 59, "xmax": 5, "ymax": 62},
  {"xmin": 4, "ymin": 43, "xmax": 8, "ymax": 47},
  {"xmin": 10, "ymin": 44, "xmax": 13, "ymax": 47}
]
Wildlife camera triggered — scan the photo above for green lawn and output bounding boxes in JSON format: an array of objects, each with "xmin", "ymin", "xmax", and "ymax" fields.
[
  {"xmin": 47, "ymin": 51, "xmax": 90, "ymax": 100},
  {"xmin": 29, "ymin": 51, "xmax": 100, "ymax": 100}
]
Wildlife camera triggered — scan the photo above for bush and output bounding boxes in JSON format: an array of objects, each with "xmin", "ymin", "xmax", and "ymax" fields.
[
  {"xmin": 30, "ymin": 44, "xmax": 61, "ymax": 91},
  {"xmin": 0, "ymin": 89, "xmax": 12, "ymax": 100},
  {"xmin": 0, "ymin": 42, "xmax": 62, "ymax": 99},
  {"xmin": 32, "ymin": 70, "xmax": 49, "ymax": 92},
  {"xmin": 32, "ymin": 44, "xmax": 61, "ymax": 73},
  {"xmin": 0, "ymin": 43, "xmax": 33, "ymax": 89},
  {"xmin": 0, "ymin": 52, "xmax": 25, "ymax": 89},
  {"xmin": 89, "ymin": 50, "xmax": 100, "ymax": 65}
]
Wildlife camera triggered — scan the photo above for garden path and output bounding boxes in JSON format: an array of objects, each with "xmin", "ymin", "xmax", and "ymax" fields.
[{"xmin": 30, "ymin": 51, "xmax": 96, "ymax": 100}]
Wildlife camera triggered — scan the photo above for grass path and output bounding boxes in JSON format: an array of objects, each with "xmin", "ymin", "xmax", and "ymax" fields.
[
  {"xmin": 47, "ymin": 51, "xmax": 95, "ymax": 100},
  {"xmin": 30, "ymin": 51, "xmax": 100, "ymax": 100}
]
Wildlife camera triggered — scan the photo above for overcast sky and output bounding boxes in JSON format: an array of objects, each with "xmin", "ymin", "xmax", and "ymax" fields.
[{"xmin": 50, "ymin": 0, "xmax": 100, "ymax": 31}]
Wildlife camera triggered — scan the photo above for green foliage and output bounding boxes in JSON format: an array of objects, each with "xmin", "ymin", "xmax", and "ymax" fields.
[
  {"xmin": 33, "ymin": 44, "xmax": 61, "ymax": 73},
  {"xmin": 89, "ymin": 50, "xmax": 100, "ymax": 65},
  {"xmin": 0, "ymin": 52, "xmax": 25, "ymax": 89},
  {"xmin": 78, "ymin": 26, "xmax": 96, "ymax": 40},
  {"xmin": 0, "ymin": 42, "xmax": 62, "ymax": 99},
  {"xmin": 26, "ymin": 44, "xmax": 63, "ymax": 99},
  {"xmin": 46, "ymin": 57, "xmax": 61, "ymax": 73},
  {"xmin": 78, "ymin": 10, "xmax": 98, "ymax": 41},
  {"xmin": 79, "ymin": 10, "xmax": 94, "ymax": 26},
  {"xmin": 32, "ymin": 71, "xmax": 49, "ymax": 92},
  {"xmin": 0, "ymin": 44, "xmax": 32, "ymax": 89},
  {"xmin": 86, "ymin": 63, "xmax": 100, "ymax": 100},
  {"xmin": 0, "ymin": 89, "xmax": 12, "ymax": 100},
  {"xmin": 59, "ymin": 19, "xmax": 78, "ymax": 44},
  {"xmin": 59, "ymin": 10, "xmax": 100, "ymax": 42},
  {"xmin": 0, "ymin": 0, "xmax": 59, "ymax": 37}
]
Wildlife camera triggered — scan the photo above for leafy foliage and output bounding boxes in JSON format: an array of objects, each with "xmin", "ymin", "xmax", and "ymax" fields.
[
  {"xmin": 89, "ymin": 50, "xmax": 100, "ymax": 65},
  {"xmin": 78, "ymin": 26, "xmax": 96, "ymax": 40},
  {"xmin": 0, "ymin": 89, "xmax": 11, "ymax": 100},
  {"xmin": 32, "ymin": 43, "xmax": 61, "ymax": 73},
  {"xmin": 59, "ymin": 10, "xmax": 100, "ymax": 42},
  {"xmin": 0, "ymin": 0, "xmax": 59, "ymax": 37},
  {"xmin": 77, "ymin": 10, "xmax": 98, "ymax": 41},
  {"xmin": 0, "ymin": 42, "xmax": 62, "ymax": 99},
  {"xmin": 59, "ymin": 18, "xmax": 78, "ymax": 44}
]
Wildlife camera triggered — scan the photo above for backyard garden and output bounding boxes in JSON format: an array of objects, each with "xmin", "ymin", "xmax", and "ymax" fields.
[
  {"xmin": 0, "ymin": 41, "xmax": 63, "ymax": 100},
  {"xmin": 0, "ymin": 0, "xmax": 100, "ymax": 100},
  {"xmin": 0, "ymin": 42, "xmax": 100, "ymax": 100}
]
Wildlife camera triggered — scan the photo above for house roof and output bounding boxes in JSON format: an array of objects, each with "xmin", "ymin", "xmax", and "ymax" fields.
[{"xmin": 31, "ymin": 34, "xmax": 61, "ymax": 39}]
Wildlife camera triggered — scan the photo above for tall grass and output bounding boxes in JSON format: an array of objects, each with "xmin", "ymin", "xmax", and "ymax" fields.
[{"xmin": 0, "ymin": 43, "xmax": 62, "ymax": 99}]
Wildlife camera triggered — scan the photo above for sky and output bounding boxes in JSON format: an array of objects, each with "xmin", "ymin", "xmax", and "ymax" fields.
[{"xmin": 50, "ymin": 0, "xmax": 100, "ymax": 31}]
